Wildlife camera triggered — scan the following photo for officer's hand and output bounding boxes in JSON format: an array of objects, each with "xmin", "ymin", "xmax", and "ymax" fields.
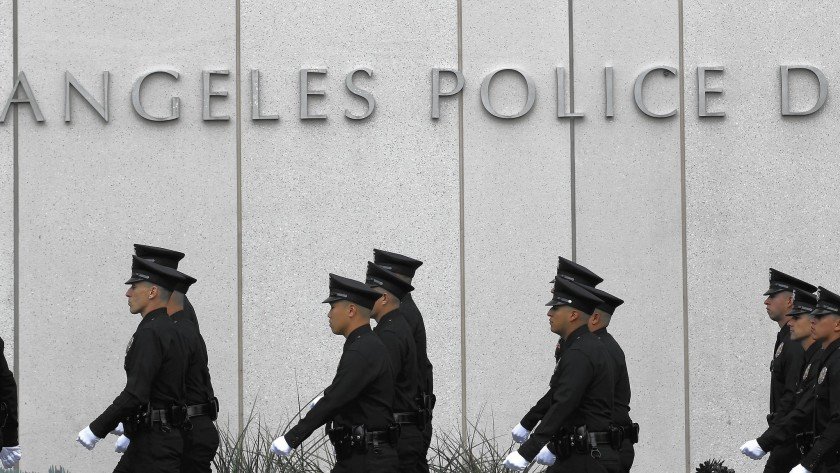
[
  {"xmin": 790, "ymin": 465, "xmax": 812, "ymax": 473},
  {"xmin": 0, "ymin": 446, "xmax": 20, "ymax": 468},
  {"xmin": 307, "ymin": 395, "xmax": 324, "ymax": 411},
  {"xmin": 739, "ymin": 439, "xmax": 767, "ymax": 460},
  {"xmin": 115, "ymin": 435, "xmax": 130, "ymax": 453},
  {"xmin": 110, "ymin": 422, "xmax": 124, "ymax": 436},
  {"xmin": 511, "ymin": 423, "xmax": 530, "ymax": 443},
  {"xmin": 502, "ymin": 451, "xmax": 530, "ymax": 471},
  {"xmin": 76, "ymin": 426, "xmax": 101, "ymax": 450},
  {"xmin": 270, "ymin": 436, "xmax": 293, "ymax": 457},
  {"xmin": 535, "ymin": 444, "xmax": 556, "ymax": 465}
]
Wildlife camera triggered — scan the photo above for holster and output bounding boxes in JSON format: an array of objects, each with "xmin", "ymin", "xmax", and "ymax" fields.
[
  {"xmin": 209, "ymin": 397, "xmax": 220, "ymax": 421},
  {"xmin": 608, "ymin": 426, "xmax": 624, "ymax": 449},
  {"xmin": 416, "ymin": 392, "xmax": 436, "ymax": 430},
  {"xmin": 552, "ymin": 429, "xmax": 573, "ymax": 460},
  {"xmin": 622, "ymin": 423, "xmax": 640, "ymax": 444},
  {"xmin": 572, "ymin": 426, "xmax": 590, "ymax": 455}
]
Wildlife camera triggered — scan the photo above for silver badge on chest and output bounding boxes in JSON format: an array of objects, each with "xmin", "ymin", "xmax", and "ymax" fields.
[
  {"xmin": 803, "ymin": 364, "xmax": 812, "ymax": 382},
  {"xmin": 819, "ymin": 366, "xmax": 828, "ymax": 385},
  {"xmin": 126, "ymin": 336, "xmax": 134, "ymax": 355},
  {"xmin": 775, "ymin": 343, "xmax": 784, "ymax": 359}
]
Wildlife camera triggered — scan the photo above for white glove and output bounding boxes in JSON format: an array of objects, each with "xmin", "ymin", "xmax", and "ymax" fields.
[
  {"xmin": 76, "ymin": 426, "xmax": 101, "ymax": 450},
  {"xmin": 0, "ymin": 446, "xmax": 20, "ymax": 468},
  {"xmin": 502, "ymin": 451, "xmax": 530, "ymax": 471},
  {"xmin": 115, "ymin": 435, "xmax": 131, "ymax": 453},
  {"xmin": 511, "ymin": 423, "xmax": 530, "ymax": 443},
  {"xmin": 740, "ymin": 439, "xmax": 767, "ymax": 460},
  {"xmin": 270, "ymin": 436, "xmax": 293, "ymax": 457},
  {"xmin": 111, "ymin": 422, "xmax": 124, "ymax": 436},
  {"xmin": 790, "ymin": 465, "xmax": 812, "ymax": 473},
  {"xmin": 535, "ymin": 444, "xmax": 556, "ymax": 465},
  {"xmin": 308, "ymin": 395, "xmax": 324, "ymax": 411}
]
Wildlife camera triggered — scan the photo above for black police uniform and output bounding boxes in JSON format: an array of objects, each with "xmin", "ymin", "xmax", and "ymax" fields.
[
  {"xmin": 763, "ymin": 269, "xmax": 817, "ymax": 473},
  {"xmin": 171, "ymin": 309, "xmax": 219, "ymax": 473},
  {"xmin": 0, "ymin": 337, "xmax": 17, "ymax": 449},
  {"xmin": 594, "ymin": 328, "xmax": 635, "ymax": 473},
  {"xmin": 283, "ymin": 274, "xmax": 398, "ymax": 472},
  {"xmin": 516, "ymin": 279, "xmax": 619, "ymax": 473},
  {"xmin": 374, "ymin": 249, "xmax": 434, "ymax": 467},
  {"xmin": 93, "ymin": 307, "xmax": 188, "ymax": 473},
  {"xmin": 755, "ymin": 289, "xmax": 819, "ymax": 462}
]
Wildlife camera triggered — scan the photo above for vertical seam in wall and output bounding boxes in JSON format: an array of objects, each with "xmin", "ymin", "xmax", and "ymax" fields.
[
  {"xmin": 235, "ymin": 0, "xmax": 244, "ymax": 434},
  {"xmin": 678, "ymin": 0, "xmax": 691, "ymax": 471},
  {"xmin": 568, "ymin": 0, "xmax": 576, "ymax": 262},
  {"xmin": 456, "ymin": 0, "xmax": 467, "ymax": 440},
  {"xmin": 12, "ymin": 0, "xmax": 19, "ymax": 385}
]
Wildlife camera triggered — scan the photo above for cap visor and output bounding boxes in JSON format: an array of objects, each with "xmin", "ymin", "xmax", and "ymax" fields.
[
  {"xmin": 125, "ymin": 276, "xmax": 145, "ymax": 284},
  {"xmin": 322, "ymin": 296, "xmax": 344, "ymax": 304},
  {"xmin": 545, "ymin": 299, "xmax": 569, "ymax": 307},
  {"xmin": 788, "ymin": 309, "xmax": 810, "ymax": 316},
  {"xmin": 811, "ymin": 307, "xmax": 837, "ymax": 316},
  {"xmin": 763, "ymin": 288, "xmax": 784, "ymax": 296}
]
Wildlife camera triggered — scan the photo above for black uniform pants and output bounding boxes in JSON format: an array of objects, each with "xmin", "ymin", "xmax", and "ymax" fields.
[
  {"xmin": 180, "ymin": 416, "xmax": 219, "ymax": 473},
  {"xmin": 547, "ymin": 446, "xmax": 621, "ymax": 473},
  {"xmin": 619, "ymin": 438, "xmax": 635, "ymax": 472},
  {"xmin": 764, "ymin": 442, "xmax": 801, "ymax": 473},
  {"xmin": 422, "ymin": 420, "xmax": 433, "ymax": 458},
  {"xmin": 113, "ymin": 426, "xmax": 183, "ymax": 473},
  {"xmin": 331, "ymin": 444, "xmax": 398, "ymax": 473},
  {"xmin": 397, "ymin": 424, "xmax": 429, "ymax": 472}
]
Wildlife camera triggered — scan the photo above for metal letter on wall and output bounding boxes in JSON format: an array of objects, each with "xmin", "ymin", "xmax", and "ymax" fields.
[
  {"xmin": 345, "ymin": 68, "xmax": 376, "ymax": 120},
  {"xmin": 697, "ymin": 66, "xmax": 724, "ymax": 117},
  {"xmin": 556, "ymin": 66, "xmax": 583, "ymax": 119},
  {"xmin": 781, "ymin": 65, "xmax": 828, "ymax": 116},
  {"xmin": 0, "ymin": 71, "xmax": 45, "ymax": 123},
  {"xmin": 251, "ymin": 69, "xmax": 279, "ymax": 121},
  {"xmin": 634, "ymin": 66, "xmax": 678, "ymax": 118},
  {"xmin": 300, "ymin": 69, "xmax": 327, "ymax": 120},
  {"xmin": 64, "ymin": 71, "xmax": 110, "ymax": 122},
  {"xmin": 605, "ymin": 66, "xmax": 614, "ymax": 118},
  {"xmin": 431, "ymin": 68, "xmax": 465, "ymax": 119},
  {"xmin": 131, "ymin": 69, "xmax": 181, "ymax": 122},
  {"xmin": 481, "ymin": 68, "xmax": 536, "ymax": 119},
  {"xmin": 202, "ymin": 70, "xmax": 231, "ymax": 121}
]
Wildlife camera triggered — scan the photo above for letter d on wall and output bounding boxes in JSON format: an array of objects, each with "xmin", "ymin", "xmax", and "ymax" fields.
[{"xmin": 781, "ymin": 65, "xmax": 828, "ymax": 116}]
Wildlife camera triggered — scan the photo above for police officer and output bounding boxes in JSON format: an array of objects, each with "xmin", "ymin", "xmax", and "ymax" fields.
[
  {"xmin": 373, "ymin": 249, "xmax": 434, "ymax": 466},
  {"xmin": 584, "ymin": 285, "xmax": 638, "ymax": 473},
  {"xmin": 758, "ymin": 269, "xmax": 817, "ymax": 473},
  {"xmin": 271, "ymin": 274, "xmax": 398, "ymax": 472},
  {"xmin": 741, "ymin": 287, "xmax": 820, "ymax": 464},
  {"xmin": 366, "ymin": 262, "xmax": 425, "ymax": 471},
  {"xmin": 504, "ymin": 278, "xmax": 619, "ymax": 472},
  {"xmin": 0, "ymin": 335, "xmax": 20, "ymax": 469},
  {"xmin": 512, "ymin": 256, "xmax": 604, "ymax": 444},
  {"xmin": 790, "ymin": 286, "xmax": 840, "ymax": 473},
  {"xmin": 76, "ymin": 256, "xmax": 188, "ymax": 472},
  {"xmin": 131, "ymin": 245, "xmax": 220, "ymax": 473}
]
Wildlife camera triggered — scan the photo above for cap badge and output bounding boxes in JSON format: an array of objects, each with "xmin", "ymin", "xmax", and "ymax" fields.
[
  {"xmin": 819, "ymin": 366, "xmax": 828, "ymax": 385},
  {"xmin": 336, "ymin": 292, "xmax": 348, "ymax": 298}
]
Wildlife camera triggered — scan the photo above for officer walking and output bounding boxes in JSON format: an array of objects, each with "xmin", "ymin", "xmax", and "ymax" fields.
[
  {"xmin": 757, "ymin": 269, "xmax": 816, "ymax": 473},
  {"xmin": 740, "ymin": 287, "xmax": 820, "ymax": 464},
  {"xmin": 373, "ymin": 249, "xmax": 434, "ymax": 467},
  {"xmin": 271, "ymin": 274, "xmax": 399, "ymax": 472},
  {"xmin": 365, "ymin": 262, "xmax": 425, "ymax": 471},
  {"xmin": 76, "ymin": 256, "xmax": 189, "ymax": 472},
  {"xmin": 512, "ymin": 256, "xmax": 604, "ymax": 444},
  {"xmin": 503, "ymin": 278, "xmax": 619, "ymax": 472},
  {"xmin": 131, "ymin": 245, "xmax": 220, "ymax": 473},
  {"xmin": 0, "ymin": 335, "xmax": 20, "ymax": 469},
  {"xmin": 790, "ymin": 286, "xmax": 840, "ymax": 473}
]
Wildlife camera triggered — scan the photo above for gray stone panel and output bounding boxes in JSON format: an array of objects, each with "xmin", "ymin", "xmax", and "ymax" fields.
[
  {"xmin": 16, "ymin": 2, "xmax": 238, "ymax": 471},
  {"xmin": 239, "ymin": 0, "xmax": 462, "ymax": 440},
  {"xmin": 573, "ymin": 1, "xmax": 685, "ymax": 472},
  {"xmin": 684, "ymin": 2, "xmax": 840, "ymax": 471},
  {"xmin": 462, "ymin": 0, "xmax": 573, "ymax": 436},
  {"xmin": 0, "ymin": 0, "xmax": 13, "ymax": 374}
]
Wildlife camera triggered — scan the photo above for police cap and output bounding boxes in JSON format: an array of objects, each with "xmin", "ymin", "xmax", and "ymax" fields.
[
  {"xmin": 323, "ymin": 273, "xmax": 382, "ymax": 310},
  {"xmin": 366, "ymin": 262, "xmax": 414, "ymax": 300},
  {"xmin": 373, "ymin": 249, "xmax": 423, "ymax": 278}
]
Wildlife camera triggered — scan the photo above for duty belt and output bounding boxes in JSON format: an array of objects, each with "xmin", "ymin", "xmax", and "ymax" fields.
[
  {"xmin": 393, "ymin": 411, "xmax": 420, "ymax": 425},
  {"xmin": 186, "ymin": 400, "xmax": 218, "ymax": 419}
]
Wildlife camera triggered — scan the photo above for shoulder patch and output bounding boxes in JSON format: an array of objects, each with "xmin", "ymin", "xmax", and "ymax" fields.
[{"xmin": 819, "ymin": 366, "xmax": 828, "ymax": 385}]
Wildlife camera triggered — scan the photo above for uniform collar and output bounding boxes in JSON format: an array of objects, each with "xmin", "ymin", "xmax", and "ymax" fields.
[
  {"xmin": 344, "ymin": 324, "xmax": 372, "ymax": 350},
  {"xmin": 140, "ymin": 307, "xmax": 169, "ymax": 326},
  {"xmin": 593, "ymin": 327, "xmax": 608, "ymax": 336},
  {"xmin": 564, "ymin": 324, "xmax": 590, "ymax": 349},
  {"xmin": 374, "ymin": 308, "xmax": 401, "ymax": 329}
]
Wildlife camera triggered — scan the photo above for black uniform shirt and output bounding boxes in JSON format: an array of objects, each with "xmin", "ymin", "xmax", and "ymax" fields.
[
  {"xmin": 172, "ymin": 311, "xmax": 215, "ymax": 404},
  {"xmin": 374, "ymin": 308, "xmax": 420, "ymax": 413},
  {"xmin": 89, "ymin": 307, "xmax": 188, "ymax": 438},
  {"xmin": 770, "ymin": 325, "xmax": 805, "ymax": 425},
  {"xmin": 284, "ymin": 324, "xmax": 394, "ymax": 449},
  {"xmin": 518, "ymin": 325, "xmax": 615, "ymax": 461},
  {"xmin": 182, "ymin": 296, "xmax": 199, "ymax": 331},
  {"xmin": 758, "ymin": 341, "xmax": 822, "ymax": 451},
  {"xmin": 520, "ymin": 339, "xmax": 565, "ymax": 431},
  {"xmin": 802, "ymin": 338, "xmax": 840, "ymax": 470},
  {"xmin": 0, "ymin": 337, "xmax": 17, "ymax": 447},
  {"xmin": 594, "ymin": 328, "xmax": 632, "ymax": 427},
  {"xmin": 401, "ymin": 294, "xmax": 434, "ymax": 396}
]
